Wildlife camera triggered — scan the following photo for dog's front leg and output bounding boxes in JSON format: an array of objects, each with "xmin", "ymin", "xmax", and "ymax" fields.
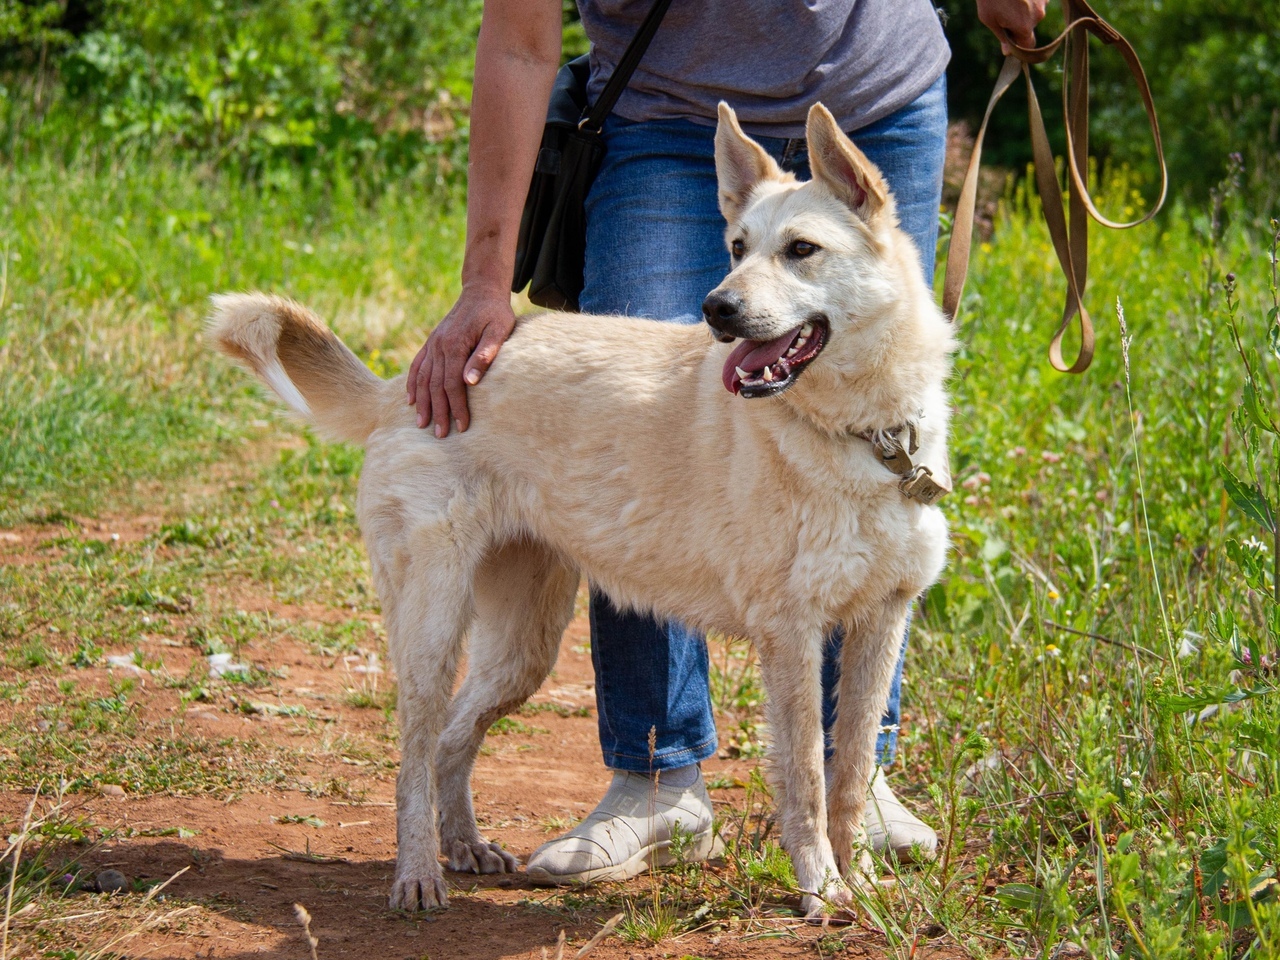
[
  {"xmin": 826, "ymin": 592, "xmax": 914, "ymax": 881},
  {"xmin": 756, "ymin": 631, "xmax": 849, "ymax": 919}
]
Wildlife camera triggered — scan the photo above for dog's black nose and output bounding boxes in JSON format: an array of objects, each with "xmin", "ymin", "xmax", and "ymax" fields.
[{"xmin": 702, "ymin": 291, "xmax": 742, "ymax": 325}]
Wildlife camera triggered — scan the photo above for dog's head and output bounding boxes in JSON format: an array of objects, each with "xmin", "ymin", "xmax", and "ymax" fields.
[{"xmin": 706, "ymin": 102, "xmax": 919, "ymax": 402}]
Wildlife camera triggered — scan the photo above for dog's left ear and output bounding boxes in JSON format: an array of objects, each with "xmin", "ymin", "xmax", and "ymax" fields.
[
  {"xmin": 715, "ymin": 102, "xmax": 783, "ymax": 223},
  {"xmin": 806, "ymin": 103, "xmax": 889, "ymax": 220}
]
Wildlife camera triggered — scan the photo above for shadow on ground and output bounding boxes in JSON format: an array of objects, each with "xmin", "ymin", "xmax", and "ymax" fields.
[{"xmin": 73, "ymin": 840, "xmax": 614, "ymax": 960}]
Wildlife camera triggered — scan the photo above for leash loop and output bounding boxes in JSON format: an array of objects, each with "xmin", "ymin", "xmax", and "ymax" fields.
[{"xmin": 941, "ymin": 0, "xmax": 1167, "ymax": 374}]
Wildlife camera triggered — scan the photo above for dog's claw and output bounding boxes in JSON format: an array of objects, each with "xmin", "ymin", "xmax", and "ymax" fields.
[
  {"xmin": 446, "ymin": 839, "xmax": 519, "ymax": 875},
  {"xmin": 389, "ymin": 873, "xmax": 449, "ymax": 911}
]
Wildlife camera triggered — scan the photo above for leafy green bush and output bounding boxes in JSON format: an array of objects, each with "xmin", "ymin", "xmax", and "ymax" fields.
[
  {"xmin": 0, "ymin": 0, "xmax": 78, "ymax": 62},
  {"xmin": 3, "ymin": 0, "xmax": 484, "ymax": 182}
]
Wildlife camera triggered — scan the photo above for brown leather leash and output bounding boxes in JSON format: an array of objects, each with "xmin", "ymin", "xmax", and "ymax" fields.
[{"xmin": 941, "ymin": 0, "xmax": 1168, "ymax": 373}]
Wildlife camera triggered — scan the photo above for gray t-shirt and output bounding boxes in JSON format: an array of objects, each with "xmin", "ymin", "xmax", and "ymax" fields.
[{"xmin": 580, "ymin": 0, "xmax": 950, "ymax": 138}]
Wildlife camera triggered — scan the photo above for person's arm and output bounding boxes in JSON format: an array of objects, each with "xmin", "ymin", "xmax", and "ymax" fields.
[
  {"xmin": 975, "ymin": 0, "xmax": 1048, "ymax": 53},
  {"xmin": 407, "ymin": 0, "xmax": 562, "ymax": 436}
]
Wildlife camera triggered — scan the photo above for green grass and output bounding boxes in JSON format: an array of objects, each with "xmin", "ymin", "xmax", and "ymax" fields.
[
  {"xmin": 0, "ymin": 146, "xmax": 464, "ymax": 524},
  {"xmin": 2, "ymin": 139, "xmax": 1280, "ymax": 956}
]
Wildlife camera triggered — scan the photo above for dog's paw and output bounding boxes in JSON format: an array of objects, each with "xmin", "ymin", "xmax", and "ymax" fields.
[
  {"xmin": 802, "ymin": 878, "xmax": 855, "ymax": 923},
  {"xmin": 446, "ymin": 839, "xmax": 519, "ymax": 874},
  {"xmin": 388, "ymin": 871, "xmax": 449, "ymax": 911}
]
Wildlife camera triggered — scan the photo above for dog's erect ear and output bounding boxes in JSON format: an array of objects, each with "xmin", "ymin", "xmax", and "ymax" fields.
[
  {"xmin": 805, "ymin": 102, "xmax": 888, "ymax": 220},
  {"xmin": 715, "ymin": 102, "xmax": 783, "ymax": 223}
]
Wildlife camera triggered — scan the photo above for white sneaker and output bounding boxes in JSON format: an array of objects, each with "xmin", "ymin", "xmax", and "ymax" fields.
[
  {"xmin": 864, "ymin": 768, "xmax": 937, "ymax": 862},
  {"xmin": 524, "ymin": 770, "xmax": 720, "ymax": 886}
]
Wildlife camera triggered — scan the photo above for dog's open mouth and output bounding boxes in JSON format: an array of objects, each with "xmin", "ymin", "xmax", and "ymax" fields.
[{"xmin": 722, "ymin": 317, "xmax": 828, "ymax": 398}]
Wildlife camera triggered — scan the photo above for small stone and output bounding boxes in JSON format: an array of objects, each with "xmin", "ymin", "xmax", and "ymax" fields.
[
  {"xmin": 95, "ymin": 869, "xmax": 128, "ymax": 895},
  {"xmin": 100, "ymin": 784, "xmax": 126, "ymax": 799}
]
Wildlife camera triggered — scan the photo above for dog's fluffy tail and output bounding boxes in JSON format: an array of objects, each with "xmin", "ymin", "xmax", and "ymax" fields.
[{"xmin": 208, "ymin": 292, "xmax": 383, "ymax": 445}]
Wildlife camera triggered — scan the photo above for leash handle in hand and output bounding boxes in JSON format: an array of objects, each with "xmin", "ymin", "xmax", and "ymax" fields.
[{"xmin": 942, "ymin": 0, "xmax": 1167, "ymax": 373}]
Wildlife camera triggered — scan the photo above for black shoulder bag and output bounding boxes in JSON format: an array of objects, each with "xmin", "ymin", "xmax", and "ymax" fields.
[{"xmin": 510, "ymin": 0, "xmax": 673, "ymax": 311}]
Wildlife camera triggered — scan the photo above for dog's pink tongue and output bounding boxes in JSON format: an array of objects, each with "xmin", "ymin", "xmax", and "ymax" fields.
[{"xmin": 722, "ymin": 328, "xmax": 801, "ymax": 393}]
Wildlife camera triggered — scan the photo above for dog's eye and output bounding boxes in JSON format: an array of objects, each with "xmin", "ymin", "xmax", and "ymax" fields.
[
  {"xmin": 730, "ymin": 238, "xmax": 746, "ymax": 258},
  {"xmin": 789, "ymin": 240, "xmax": 818, "ymax": 258}
]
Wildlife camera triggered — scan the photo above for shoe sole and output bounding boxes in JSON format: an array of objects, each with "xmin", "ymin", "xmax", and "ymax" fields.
[{"xmin": 524, "ymin": 829, "xmax": 724, "ymax": 887}]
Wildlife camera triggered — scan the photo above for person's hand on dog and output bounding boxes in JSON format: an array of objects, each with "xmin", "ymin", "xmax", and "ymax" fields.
[
  {"xmin": 976, "ymin": 0, "xmax": 1047, "ymax": 54},
  {"xmin": 407, "ymin": 284, "xmax": 515, "ymax": 438}
]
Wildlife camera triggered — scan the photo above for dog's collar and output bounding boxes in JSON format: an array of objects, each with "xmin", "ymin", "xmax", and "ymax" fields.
[{"xmin": 852, "ymin": 421, "xmax": 951, "ymax": 506}]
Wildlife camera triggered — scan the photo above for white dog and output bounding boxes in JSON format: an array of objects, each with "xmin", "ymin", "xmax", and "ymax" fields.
[{"xmin": 210, "ymin": 102, "xmax": 953, "ymax": 919}]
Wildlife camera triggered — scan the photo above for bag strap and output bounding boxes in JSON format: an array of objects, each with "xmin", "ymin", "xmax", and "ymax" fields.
[
  {"xmin": 941, "ymin": 0, "xmax": 1167, "ymax": 373},
  {"xmin": 580, "ymin": 0, "xmax": 675, "ymax": 133}
]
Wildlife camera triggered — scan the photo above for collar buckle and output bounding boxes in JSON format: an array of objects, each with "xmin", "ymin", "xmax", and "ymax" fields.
[
  {"xmin": 859, "ymin": 421, "xmax": 951, "ymax": 504},
  {"xmin": 898, "ymin": 465, "xmax": 950, "ymax": 505}
]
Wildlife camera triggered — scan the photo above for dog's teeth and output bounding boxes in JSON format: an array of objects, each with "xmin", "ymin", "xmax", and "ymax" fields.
[
  {"xmin": 801, "ymin": 322, "xmax": 814, "ymax": 337},
  {"xmin": 735, "ymin": 366, "xmax": 749, "ymax": 381},
  {"xmin": 762, "ymin": 367, "xmax": 773, "ymax": 382}
]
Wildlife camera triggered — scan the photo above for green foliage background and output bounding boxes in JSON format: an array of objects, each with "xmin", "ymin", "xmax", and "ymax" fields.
[
  {"xmin": 1, "ymin": 0, "xmax": 485, "ymax": 184},
  {"xmin": 2, "ymin": 0, "xmax": 1275, "ymax": 200}
]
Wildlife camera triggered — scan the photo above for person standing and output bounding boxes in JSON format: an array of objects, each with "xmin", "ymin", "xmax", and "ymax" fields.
[{"xmin": 407, "ymin": 0, "xmax": 1046, "ymax": 884}]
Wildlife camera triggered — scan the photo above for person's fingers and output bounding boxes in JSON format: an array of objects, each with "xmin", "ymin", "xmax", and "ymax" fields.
[
  {"xmin": 1009, "ymin": 1, "xmax": 1044, "ymax": 48},
  {"xmin": 407, "ymin": 339, "xmax": 430, "ymax": 406},
  {"xmin": 977, "ymin": 0, "xmax": 1044, "ymax": 53},
  {"xmin": 443, "ymin": 350, "xmax": 471, "ymax": 433},
  {"xmin": 465, "ymin": 322, "xmax": 510, "ymax": 386},
  {"xmin": 1006, "ymin": 23, "xmax": 1036, "ymax": 49},
  {"xmin": 977, "ymin": 3, "xmax": 999, "ymax": 33},
  {"xmin": 430, "ymin": 350, "xmax": 453, "ymax": 438},
  {"xmin": 978, "ymin": 12, "xmax": 1009, "ymax": 51},
  {"xmin": 417, "ymin": 350, "xmax": 436, "ymax": 429}
]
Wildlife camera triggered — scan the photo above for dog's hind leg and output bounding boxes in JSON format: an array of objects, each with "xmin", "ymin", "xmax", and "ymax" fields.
[
  {"xmin": 825, "ymin": 592, "xmax": 915, "ymax": 882},
  {"xmin": 372, "ymin": 531, "xmax": 477, "ymax": 912},
  {"xmin": 435, "ymin": 540, "xmax": 578, "ymax": 875},
  {"xmin": 755, "ymin": 629, "xmax": 849, "ymax": 919}
]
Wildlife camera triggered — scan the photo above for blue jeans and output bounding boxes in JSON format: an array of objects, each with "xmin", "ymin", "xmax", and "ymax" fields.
[{"xmin": 579, "ymin": 75, "xmax": 947, "ymax": 773}]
